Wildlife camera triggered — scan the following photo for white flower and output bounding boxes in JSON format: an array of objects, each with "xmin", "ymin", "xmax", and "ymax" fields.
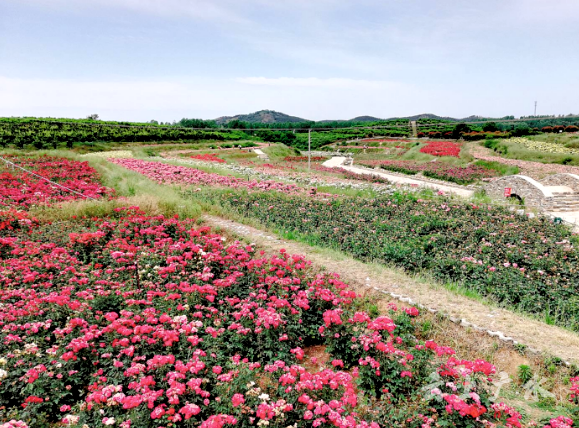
[
  {"xmin": 0, "ymin": 368, "xmax": 8, "ymax": 380},
  {"xmin": 64, "ymin": 415, "xmax": 80, "ymax": 425},
  {"xmin": 258, "ymin": 393, "xmax": 270, "ymax": 401}
]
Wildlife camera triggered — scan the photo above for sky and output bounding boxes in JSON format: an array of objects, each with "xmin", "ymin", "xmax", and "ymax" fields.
[{"xmin": 1, "ymin": 0, "xmax": 579, "ymax": 122}]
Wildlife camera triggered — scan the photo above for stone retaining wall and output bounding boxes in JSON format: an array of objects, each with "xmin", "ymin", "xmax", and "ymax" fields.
[
  {"xmin": 541, "ymin": 173, "xmax": 579, "ymax": 192},
  {"xmin": 484, "ymin": 175, "xmax": 553, "ymax": 207}
]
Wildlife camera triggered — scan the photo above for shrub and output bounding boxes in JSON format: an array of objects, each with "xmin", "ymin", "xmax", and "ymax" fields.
[
  {"xmin": 200, "ymin": 191, "xmax": 579, "ymax": 331},
  {"xmin": 0, "ymin": 211, "xmax": 528, "ymax": 428},
  {"xmin": 0, "ymin": 155, "xmax": 113, "ymax": 209}
]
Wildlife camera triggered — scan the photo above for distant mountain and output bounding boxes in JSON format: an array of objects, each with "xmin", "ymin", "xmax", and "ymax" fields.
[
  {"xmin": 386, "ymin": 113, "xmax": 459, "ymax": 122},
  {"xmin": 317, "ymin": 116, "xmax": 383, "ymax": 123},
  {"xmin": 212, "ymin": 110, "xmax": 500, "ymax": 125},
  {"xmin": 350, "ymin": 115, "xmax": 382, "ymax": 122},
  {"xmin": 214, "ymin": 110, "xmax": 308, "ymax": 125}
]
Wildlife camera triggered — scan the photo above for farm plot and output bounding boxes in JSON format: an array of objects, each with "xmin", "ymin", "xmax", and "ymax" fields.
[
  {"xmin": 0, "ymin": 155, "xmax": 113, "ymax": 209},
  {"xmin": 109, "ymin": 158, "xmax": 307, "ymax": 195},
  {"xmin": 0, "ymin": 209, "xmax": 533, "ymax": 428},
  {"xmin": 192, "ymin": 190, "xmax": 579, "ymax": 331},
  {"xmin": 357, "ymin": 160, "xmax": 498, "ymax": 185}
]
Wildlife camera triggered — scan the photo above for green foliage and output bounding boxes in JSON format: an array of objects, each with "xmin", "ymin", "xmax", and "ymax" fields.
[
  {"xmin": 190, "ymin": 190, "xmax": 579, "ymax": 331},
  {"xmin": 474, "ymin": 159, "xmax": 519, "ymax": 176},
  {"xmin": 0, "ymin": 118, "xmax": 247, "ymax": 149},
  {"xmin": 176, "ymin": 118, "xmax": 217, "ymax": 128},
  {"xmin": 482, "ymin": 122, "xmax": 499, "ymax": 132},
  {"xmin": 452, "ymin": 123, "xmax": 472, "ymax": 139},
  {"xmin": 518, "ymin": 365, "xmax": 533, "ymax": 384}
]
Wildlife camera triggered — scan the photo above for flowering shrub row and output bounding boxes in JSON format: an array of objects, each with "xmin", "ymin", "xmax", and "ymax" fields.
[
  {"xmin": 283, "ymin": 156, "xmax": 328, "ymax": 162},
  {"xmin": 81, "ymin": 151, "xmax": 134, "ymax": 159},
  {"xmin": 420, "ymin": 141, "xmax": 462, "ymax": 157},
  {"xmin": 470, "ymin": 145, "xmax": 579, "ymax": 178},
  {"xmin": 0, "ymin": 209, "xmax": 533, "ymax": 427},
  {"xmin": 505, "ymin": 137, "xmax": 579, "ymax": 155},
  {"xmin": 190, "ymin": 153, "xmax": 226, "ymax": 163},
  {"xmin": 0, "ymin": 209, "xmax": 39, "ymax": 233},
  {"xmin": 198, "ymin": 191, "xmax": 579, "ymax": 331},
  {"xmin": 462, "ymin": 132, "xmax": 510, "ymax": 141},
  {"xmin": 109, "ymin": 158, "xmax": 305, "ymax": 194},
  {"xmin": 357, "ymin": 160, "xmax": 497, "ymax": 184},
  {"xmin": 571, "ymin": 377, "xmax": 579, "ymax": 405},
  {"xmin": 0, "ymin": 155, "xmax": 113, "ymax": 209},
  {"xmin": 542, "ymin": 126, "xmax": 579, "ymax": 133}
]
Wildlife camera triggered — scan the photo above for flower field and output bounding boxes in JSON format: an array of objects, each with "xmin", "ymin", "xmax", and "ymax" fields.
[
  {"xmin": 0, "ymin": 208, "xmax": 540, "ymax": 428},
  {"xmin": 419, "ymin": 141, "xmax": 462, "ymax": 158},
  {"xmin": 0, "ymin": 155, "xmax": 113, "ymax": 209},
  {"xmin": 283, "ymin": 156, "xmax": 328, "ymax": 162},
  {"xmin": 197, "ymin": 190, "xmax": 579, "ymax": 331},
  {"xmin": 81, "ymin": 151, "xmax": 134, "ymax": 159},
  {"xmin": 505, "ymin": 137, "xmax": 579, "ymax": 155},
  {"xmin": 356, "ymin": 160, "xmax": 497, "ymax": 184},
  {"xmin": 109, "ymin": 158, "xmax": 305, "ymax": 194},
  {"xmin": 190, "ymin": 153, "xmax": 226, "ymax": 163},
  {"xmin": 470, "ymin": 145, "xmax": 579, "ymax": 179}
]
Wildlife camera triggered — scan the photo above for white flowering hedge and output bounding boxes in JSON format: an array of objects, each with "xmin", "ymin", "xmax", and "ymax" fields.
[{"xmin": 506, "ymin": 137, "xmax": 579, "ymax": 155}]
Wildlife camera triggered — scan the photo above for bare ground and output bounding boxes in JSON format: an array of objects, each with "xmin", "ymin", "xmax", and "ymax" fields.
[{"xmin": 204, "ymin": 215, "xmax": 579, "ymax": 365}]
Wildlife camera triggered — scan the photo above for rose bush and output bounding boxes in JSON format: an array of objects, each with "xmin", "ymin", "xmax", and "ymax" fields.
[
  {"xmin": 0, "ymin": 155, "xmax": 113, "ymax": 209},
  {"xmin": 0, "ymin": 209, "xmax": 534, "ymax": 427},
  {"xmin": 190, "ymin": 153, "xmax": 226, "ymax": 163},
  {"xmin": 194, "ymin": 190, "xmax": 579, "ymax": 331},
  {"xmin": 419, "ymin": 141, "xmax": 462, "ymax": 158},
  {"xmin": 357, "ymin": 160, "xmax": 497, "ymax": 184},
  {"xmin": 109, "ymin": 158, "xmax": 306, "ymax": 195}
]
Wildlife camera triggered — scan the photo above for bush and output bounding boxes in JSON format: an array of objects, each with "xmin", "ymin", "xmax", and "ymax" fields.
[
  {"xmin": 201, "ymin": 191, "xmax": 579, "ymax": 331},
  {"xmin": 0, "ymin": 212, "xmax": 527, "ymax": 428}
]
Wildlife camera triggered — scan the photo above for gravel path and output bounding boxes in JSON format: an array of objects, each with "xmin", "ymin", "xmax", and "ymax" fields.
[{"xmin": 203, "ymin": 215, "xmax": 579, "ymax": 364}]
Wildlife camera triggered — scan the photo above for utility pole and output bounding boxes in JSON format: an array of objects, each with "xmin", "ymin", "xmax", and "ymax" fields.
[
  {"xmin": 308, "ymin": 129, "xmax": 311, "ymax": 171},
  {"xmin": 534, "ymin": 101, "xmax": 537, "ymax": 117}
]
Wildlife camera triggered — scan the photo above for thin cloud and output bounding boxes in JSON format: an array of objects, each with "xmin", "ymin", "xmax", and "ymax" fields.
[
  {"xmin": 236, "ymin": 77, "xmax": 399, "ymax": 89},
  {"xmin": 5, "ymin": 0, "xmax": 250, "ymax": 24}
]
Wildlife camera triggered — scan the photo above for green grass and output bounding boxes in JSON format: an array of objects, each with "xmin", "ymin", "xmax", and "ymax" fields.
[
  {"xmin": 484, "ymin": 138, "xmax": 579, "ymax": 166},
  {"xmin": 261, "ymin": 143, "xmax": 301, "ymax": 159},
  {"xmin": 474, "ymin": 159, "xmax": 519, "ymax": 175},
  {"xmin": 2, "ymin": 150, "xmax": 203, "ymax": 221},
  {"xmin": 158, "ymin": 158, "xmax": 250, "ymax": 179}
]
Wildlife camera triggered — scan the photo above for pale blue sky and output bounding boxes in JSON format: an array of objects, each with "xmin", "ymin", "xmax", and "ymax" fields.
[{"xmin": 1, "ymin": 0, "xmax": 578, "ymax": 121}]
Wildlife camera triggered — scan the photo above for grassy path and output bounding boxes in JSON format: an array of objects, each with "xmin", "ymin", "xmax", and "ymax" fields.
[{"xmin": 203, "ymin": 215, "xmax": 579, "ymax": 365}]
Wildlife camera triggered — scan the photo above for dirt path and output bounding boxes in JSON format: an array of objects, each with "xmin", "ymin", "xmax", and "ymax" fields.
[
  {"xmin": 323, "ymin": 157, "xmax": 474, "ymax": 197},
  {"xmin": 470, "ymin": 144, "xmax": 579, "ymax": 179},
  {"xmin": 203, "ymin": 215, "xmax": 579, "ymax": 364}
]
